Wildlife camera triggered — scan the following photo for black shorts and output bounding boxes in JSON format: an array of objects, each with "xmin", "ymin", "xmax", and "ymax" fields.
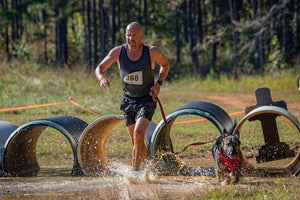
[{"xmin": 120, "ymin": 94, "xmax": 157, "ymax": 126}]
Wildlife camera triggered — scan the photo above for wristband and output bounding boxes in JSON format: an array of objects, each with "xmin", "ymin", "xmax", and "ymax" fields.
[
  {"xmin": 99, "ymin": 77, "xmax": 106, "ymax": 82},
  {"xmin": 156, "ymin": 80, "xmax": 163, "ymax": 85}
]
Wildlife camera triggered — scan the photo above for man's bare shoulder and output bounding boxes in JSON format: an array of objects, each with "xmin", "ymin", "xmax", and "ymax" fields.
[
  {"xmin": 108, "ymin": 46, "xmax": 123, "ymax": 57},
  {"xmin": 147, "ymin": 44, "xmax": 169, "ymax": 67},
  {"xmin": 148, "ymin": 45, "xmax": 160, "ymax": 51},
  {"xmin": 148, "ymin": 45, "xmax": 163, "ymax": 56}
]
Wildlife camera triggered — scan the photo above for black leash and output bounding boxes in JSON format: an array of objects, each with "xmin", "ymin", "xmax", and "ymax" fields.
[
  {"xmin": 174, "ymin": 139, "xmax": 217, "ymax": 155},
  {"xmin": 155, "ymin": 97, "xmax": 217, "ymax": 155},
  {"xmin": 155, "ymin": 96, "xmax": 174, "ymax": 153}
]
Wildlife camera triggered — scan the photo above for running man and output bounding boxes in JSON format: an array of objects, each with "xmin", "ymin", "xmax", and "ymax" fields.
[{"xmin": 95, "ymin": 22, "xmax": 170, "ymax": 171}]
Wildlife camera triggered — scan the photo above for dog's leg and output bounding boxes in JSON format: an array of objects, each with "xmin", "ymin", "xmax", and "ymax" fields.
[
  {"xmin": 231, "ymin": 171, "xmax": 240, "ymax": 184},
  {"xmin": 215, "ymin": 164, "xmax": 221, "ymax": 183},
  {"xmin": 234, "ymin": 161, "xmax": 242, "ymax": 184},
  {"xmin": 221, "ymin": 173, "xmax": 231, "ymax": 186}
]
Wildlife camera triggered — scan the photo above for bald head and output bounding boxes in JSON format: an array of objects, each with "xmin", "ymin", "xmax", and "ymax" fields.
[
  {"xmin": 126, "ymin": 22, "xmax": 143, "ymax": 34},
  {"xmin": 125, "ymin": 22, "xmax": 144, "ymax": 50}
]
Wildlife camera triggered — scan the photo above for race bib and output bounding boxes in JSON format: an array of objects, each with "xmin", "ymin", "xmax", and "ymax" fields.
[{"xmin": 123, "ymin": 71, "xmax": 143, "ymax": 85}]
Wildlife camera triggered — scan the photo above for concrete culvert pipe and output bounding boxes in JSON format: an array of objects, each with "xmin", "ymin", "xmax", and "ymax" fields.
[
  {"xmin": 234, "ymin": 106, "xmax": 300, "ymax": 176},
  {"xmin": 0, "ymin": 116, "xmax": 88, "ymax": 176},
  {"xmin": 148, "ymin": 101, "xmax": 235, "ymax": 157},
  {"xmin": 0, "ymin": 121, "xmax": 18, "ymax": 176},
  {"xmin": 77, "ymin": 115, "xmax": 156, "ymax": 176}
]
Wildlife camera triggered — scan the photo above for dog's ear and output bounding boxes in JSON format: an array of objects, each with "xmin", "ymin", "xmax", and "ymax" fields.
[
  {"xmin": 233, "ymin": 118, "xmax": 237, "ymax": 126},
  {"xmin": 222, "ymin": 129, "xmax": 229, "ymax": 137},
  {"xmin": 233, "ymin": 130, "xmax": 240, "ymax": 140}
]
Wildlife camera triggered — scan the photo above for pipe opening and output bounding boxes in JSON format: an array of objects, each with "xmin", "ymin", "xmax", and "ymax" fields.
[{"xmin": 36, "ymin": 128, "xmax": 74, "ymax": 176}]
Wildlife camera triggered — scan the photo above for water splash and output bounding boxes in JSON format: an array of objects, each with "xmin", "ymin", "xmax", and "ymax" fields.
[{"xmin": 108, "ymin": 161, "xmax": 157, "ymax": 184}]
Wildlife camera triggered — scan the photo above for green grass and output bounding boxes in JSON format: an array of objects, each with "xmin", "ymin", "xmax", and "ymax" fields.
[
  {"xmin": 194, "ymin": 178, "xmax": 300, "ymax": 200},
  {"xmin": 1, "ymin": 61, "xmax": 299, "ymax": 123}
]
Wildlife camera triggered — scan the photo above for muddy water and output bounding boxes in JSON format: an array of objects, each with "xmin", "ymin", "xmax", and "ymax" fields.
[
  {"xmin": 0, "ymin": 158, "xmax": 293, "ymax": 200},
  {"xmin": 0, "ymin": 162, "xmax": 216, "ymax": 200},
  {"xmin": 0, "ymin": 144, "xmax": 297, "ymax": 200}
]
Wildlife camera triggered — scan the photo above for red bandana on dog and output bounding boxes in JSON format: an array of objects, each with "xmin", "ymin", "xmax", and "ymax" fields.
[{"xmin": 219, "ymin": 151, "xmax": 238, "ymax": 171}]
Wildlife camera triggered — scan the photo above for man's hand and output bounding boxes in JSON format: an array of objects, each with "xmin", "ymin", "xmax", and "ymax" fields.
[
  {"xmin": 149, "ymin": 83, "xmax": 160, "ymax": 101},
  {"xmin": 99, "ymin": 78, "xmax": 110, "ymax": 89}
]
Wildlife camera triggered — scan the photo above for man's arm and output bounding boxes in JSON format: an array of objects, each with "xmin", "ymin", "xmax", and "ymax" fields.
[
  {"xmin": 95, "ymin": 46, "xmax": 121, "ymax": 89},
  {"xmin": 150, "ymin": 46, "xmax": 170, "ymax": 82},
  {"xmin": 149, "ymin": 46, "xmax": 170, "ymax": 99}
]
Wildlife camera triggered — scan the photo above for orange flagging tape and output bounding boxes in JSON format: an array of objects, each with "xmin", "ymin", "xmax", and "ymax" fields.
[
  {"xmin": 278, "ymin": 117, "xmax": 298, "ymax": 132},
  {"xmin": 0, "ymin": 100, "xmax": 70, "ymax": 112},
  {"xmin": 0, "ymin": 97, "xmax": 101, "ymax": 116},
  {"xmin": 228, "ymin": 110, "xmax": 245, "ymax": 116},
  {"xmin": 2, "ymin": 101, "xmax": 295, "ymax": 131},
  {"xmin": 174, "ymin": 118, "xmax": 208, "ymax": 125},
  {"xmin": 69, "ymin": 98, "xmax": 100, "ymax": 115}
]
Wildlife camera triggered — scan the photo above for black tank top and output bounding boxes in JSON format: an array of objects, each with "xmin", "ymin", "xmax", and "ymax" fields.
[{"xmin": 119, "ymin": 44, "xmax": 154, "ymax": 98}]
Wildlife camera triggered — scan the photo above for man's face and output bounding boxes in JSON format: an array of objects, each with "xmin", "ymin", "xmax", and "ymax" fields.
[{"xmin": 125, "ymin": 25, "xmax": 144, "ymax": 49}]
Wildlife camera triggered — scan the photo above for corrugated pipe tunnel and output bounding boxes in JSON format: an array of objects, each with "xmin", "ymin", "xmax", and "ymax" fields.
[
  {"xmin": 0, "ymin": 116, "xmax": 88, "ymax": 176},
  {"xmin": 77, "ymin": 115, "xmax": 157, "ymax": 176}
]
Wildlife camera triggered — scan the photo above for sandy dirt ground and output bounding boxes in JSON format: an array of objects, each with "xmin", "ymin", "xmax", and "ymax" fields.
[{"xmin": 172, "ymin": 93, "xmax": 300, "ymax": 117}]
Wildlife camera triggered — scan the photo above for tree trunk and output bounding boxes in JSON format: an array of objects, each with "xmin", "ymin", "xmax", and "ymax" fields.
[
  {"xmin": 257, "ymin": 0, "xmax": 264, "ymax": 70},
  {"xmin": 84, "ymin": 0, "xmax": 92, "ymax": 70},
  {"xmin": 248, "ymin": 0, "xmax": 256, "ymax": 69},
  {"xmin": 92, "ymin": 0, "xmax": 98, "ymax": 69},
  {"xmin": 269, "ymin": 0, "xmax": 277, "ymax": 53},
  {"xmin": 182, "ymin": 0, "xmax": 188, "ymax": 43},
  {"xmin": 61, "ymin": 17, "xmax": 68, "ymax": 65},
  {"xmin": 1, "ymin": 0, "xmax": 9, "ymax": 55},
  {"xmin": 54, "ymin": 1, "xmax": 68, "ymax": 67},
  {"xmin": 211, "ymin": 0, "xmax": 217, "ymax": 73},
  {"xmin": 252, "ymin": 0, "xmax": 264, "ymax": 71},
  {"xmin": 123, "ymin": 0, "xmax": 131, "ymax": 24},
  {"xmin": 17, "ymin": 0, "xmax": 23, "ymax": 38},
  {"xmin": 138, "ymin": 0, "xmax": 141, "ymax": 19},
  {"xmin": 98, "ymin": 0, "xmax": 105, "ymax": 59},
  {"xmin": 104, "ymin": 8, "xmax": 110, "ymax": 50},
  {"xmin": 188, "ymin": 0, "xmax": 198, "ymax": 72},
  {"xmin": 143, "ymin": 0, "xmax": 147, "ymax": 27},
  {"xmin": 281, "ymin": 0, "xmax": 294, "ymax": 62},
  {"xmin": 11, "ymin": 0, "xmax": 17, "ymax": 48},
  {"xmin": 111, "ymin": 0, "xmax": 116, "ymax": 47},
  {"xmin": 201, "ymin": 0, "xmax": 208, "ymax": 36},
  {"xmin": 54, "ymin": 1, "xmax": 61, "ymax": 66},
  {"xmin": 229, "ymin": 0, "xmax": 240, "ymax": 75},
  {"xmin": 42, "ymin": 9, "xmax": 48, "ymax": 62},
  {"xmin": 297, "ymin": 0, "xmax": 300, "ymax": 51},
  {"xmin": 116, "ymin": 0, "xmax": 121, "ymax": 43},
  {"xmin": 196, "ymin": 0, "xmax": 203, "ymax": 43},
  {"xmin": 174, "ymin": 5, "xmax": 181, "ymax": 64}
]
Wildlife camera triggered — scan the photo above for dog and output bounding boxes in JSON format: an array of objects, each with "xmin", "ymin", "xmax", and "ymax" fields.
[{"xmin": 212, "ymin": 128, "xmax": 242, "ymax": 185}]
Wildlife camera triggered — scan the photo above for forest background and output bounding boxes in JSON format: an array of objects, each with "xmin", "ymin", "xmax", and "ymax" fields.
[{"xmin": 1, "ymin": 0, "xmax": 300, "ymax": 80}]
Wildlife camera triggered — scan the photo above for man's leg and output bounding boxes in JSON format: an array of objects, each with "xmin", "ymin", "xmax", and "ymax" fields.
[
  {"xmin": 126, "ymin": 124, "xmax": 135, "ymax": 167},
  {"xmin": 127, "ymin": 124, "xmax": 135, "ymax": 145},
  {"xmin": 131, "ymin": 117, "xmax": 150, "ymax": 170}
]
